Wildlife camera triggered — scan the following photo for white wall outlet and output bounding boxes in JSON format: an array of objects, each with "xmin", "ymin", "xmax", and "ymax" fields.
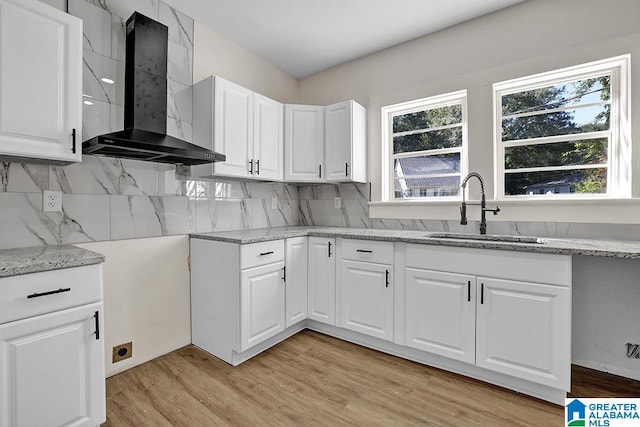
[
  {"xmin": 271, "ymin": 197, "xmax": 278, "ymax": 210},
  {"xmin": 334, "ymin": 197, "xmax": 342, "ymax": 209},
  {"xmin": 43, "ymin": 190, "xmax": 63, "ymax": 212}
]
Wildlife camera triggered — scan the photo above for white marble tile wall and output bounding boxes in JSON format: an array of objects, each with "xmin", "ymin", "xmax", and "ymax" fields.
[
  {"xmin": 0, "ymin": 159, "xmax": 300, "ymax": 249},
  {"xmin": 297, "ymin": 182, "xmax": 640, "ymax": 242}
]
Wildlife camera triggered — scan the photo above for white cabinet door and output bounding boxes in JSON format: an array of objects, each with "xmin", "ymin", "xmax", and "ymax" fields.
[
  {"xmin": 253, "ymin": 93, "xmax": 283, "ymax": 181},
  {"xmin": 212, "ymin": 77, "xmax": 254, "ymax": 178},
  {"xmin": 284, "ymin": 105, "xmax": 324, "ymax": 182},
  {"xmin": 325, "ymin": 100, "xmax": 366, "ymax": 183},
  {"xmin": 475, "ymin": 277, "xmax": 571, "ymax": 390},
  {"xmin": 340, "ymin": 260, "xmax": 393, "ymax": 341},
  {"xmin": 0, "ymin": 303, "xmax": 105, "ymax": 427},
  {"xmin": 307, "ymin": 237, "xmax": 335, "ymax": 324},
  {"xmin": 240, "ymin": 262, "xmax": 285, "ymax": 352},
  {"xmin": 0, "ymin": 0, "xmax": 82, "ymax": 164},
  {"xmin": 285, "ymin": 237, "xmax": 308, "ymax": 327},
  {"xmin": 405, "ymin": 268, "xmax": 476, "ymax": 364}
]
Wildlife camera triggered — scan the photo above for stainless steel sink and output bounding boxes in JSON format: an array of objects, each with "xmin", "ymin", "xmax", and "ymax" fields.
[{"xmin": 425, "ymin": 232, "xmax": 546, "ymax": 244}]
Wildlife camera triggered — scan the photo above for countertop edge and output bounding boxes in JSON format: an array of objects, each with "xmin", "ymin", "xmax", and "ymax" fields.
[{"xmin": 0, "ymin": 245, "xmax": 105, "ymax": 278}]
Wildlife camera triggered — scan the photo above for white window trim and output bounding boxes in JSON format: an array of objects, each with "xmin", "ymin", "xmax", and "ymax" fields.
[
  {"xmin": 381, "ymin": 90, "xmax": 468, "ymax": 202},
  {"xmin": 493, "ymin": 54, "xmax": 631, "ymax": 201}
]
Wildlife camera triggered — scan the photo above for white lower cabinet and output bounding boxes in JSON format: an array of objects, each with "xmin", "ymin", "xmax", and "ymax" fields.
[
  {"xmin": 405, "ymin": 269, "xmax": 476, "ymax": 363},
  {"xmin": 307, "ymin": 237, "xmax": 336, "ymax": 325},
  {"xmin": 340, "ymin": 260, "xmax": 393, "ymax": 341},
  {"xmin": 0, "ymin": 264, "xmax": 105, "ymax": 427},
  {"xmin": 475, "ymin": 277, "xmax": 571, "ymax": 389},
  {"xmin": 285, "ymin": 237, "xmax": 308, "ymax": 327},
  {"xmin": 240, "ymin": 262, "xmax": 286, "ymax": 352}
]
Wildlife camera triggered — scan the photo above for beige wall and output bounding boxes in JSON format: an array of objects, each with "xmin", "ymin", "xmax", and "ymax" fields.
[
  {"xmin": 194, "ymin": 22, "xmax": 299, "ymax": 104},
  {"xmin": 76, "ymin": 236, "xmax": 191, "ymax": 377},
  {"xmin": 298, "ymin": 0, "xmax": 640, "ymax": 224}
]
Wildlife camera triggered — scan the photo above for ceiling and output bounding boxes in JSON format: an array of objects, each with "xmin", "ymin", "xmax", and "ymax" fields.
[{"xmin": 164, "ymin": 0, "xmax": 526, "ymax": 78}]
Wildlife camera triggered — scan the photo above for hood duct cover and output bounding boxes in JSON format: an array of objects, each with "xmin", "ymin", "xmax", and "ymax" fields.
[{"xmin": 82, "ymin": 12, "xmax": 225, "ymax": 165}]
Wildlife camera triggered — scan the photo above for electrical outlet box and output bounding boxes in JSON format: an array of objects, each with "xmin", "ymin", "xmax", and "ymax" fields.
[
  {"xmin": 43, "ymin": 190, "xmax": 62, "ymax": 212},
  {"xmin": 271, "ymin": 197, "xmax": 278, "ymax": 210},
  {"xmin": 334, "ymin": 197, "xmax": 341, "ymax": 209},
  {"xmin": 113, "ymin": 342, "xmax": 133, "ymax": 363}
]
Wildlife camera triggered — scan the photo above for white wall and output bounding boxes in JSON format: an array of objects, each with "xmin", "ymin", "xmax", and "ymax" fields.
[
  {"xmin": 194, "ymin": 22, "xmax": 299, "ymax": 104},
  {"xmin": 572, "ymin": 256, "xmax": 640, "ymax": 380},
  {"xmin": 298, "ymin": 0, "xmax": 640, "ymax": 224},
  {"xmin": 76, "ymin": 236, "xmax": 191, "ymax": 377}
]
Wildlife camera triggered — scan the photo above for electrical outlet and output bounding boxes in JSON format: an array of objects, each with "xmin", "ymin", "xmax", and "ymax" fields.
[
  {"xmin": 113, "ymin": 342, "xmax": 133, "ymax": 363},
  {"xmin": 334, "ymin": 197, "xmax": 341, "ymax": 209},
  {"xmin": 271, "ymin": 197, "xmax": 278, "ymax": 210},
  {"xmin": 43, "ymin": 190, "xmax": 62, "ymax": 212}
]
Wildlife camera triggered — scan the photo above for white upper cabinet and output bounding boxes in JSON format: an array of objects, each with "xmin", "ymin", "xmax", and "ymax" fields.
[
  {"xmin": 325, "ymin": 100, "xmax": 367, "ymax": 183},
  {"xmin": 253, "ymin": 93, "xmax": 284, "ymax": 180},
  {"xmin": 193, "ymin": 76, "xmax": 254, "ymax": 178},
  {"xmin": 284, "ymin": 104, "xmax": 325, "ymax": 182},
  {"xmin": 192, "ymin": 76, "xmax": 283, "ymax": 180},
  {"xmin": 0, "ymin": 0, "xmax": 82, "ymax": 164}
]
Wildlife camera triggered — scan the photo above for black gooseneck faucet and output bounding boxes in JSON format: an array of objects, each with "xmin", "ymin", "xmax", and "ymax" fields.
[{"xmin": 460, "ymin": 172, "xmax": 500, "ymax": 234}]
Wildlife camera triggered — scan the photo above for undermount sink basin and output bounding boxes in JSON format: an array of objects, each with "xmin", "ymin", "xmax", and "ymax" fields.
[{"xmin": 425, "ymin": 232, "xmax": 546, "ymax": 244}]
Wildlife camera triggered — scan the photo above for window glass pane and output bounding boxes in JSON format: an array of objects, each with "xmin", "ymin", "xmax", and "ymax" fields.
[
  {"xmin": 393, "ymin": 127, "xmax": 462, "ymax": 154},
  {"xmin": 505, "ymin": 138, "xmax": 608, "ymax": 169},
  {"xmin": 502, "ymin": 76, "xmax": 611, "ymax": 116},
  {"xmin": 393, "ymin": 154, "xmax": 461, "ymax": 198},
  {"xmin": 502, "ymin": 105, "xmax": 610, "ymax": 141},
  {"xmin": 393, "ymin": 104, "xmax": 461, "ymax": 133},
  {"xmin": 504, "ymin": 168, "xmax": 607, "ymax": 196}
]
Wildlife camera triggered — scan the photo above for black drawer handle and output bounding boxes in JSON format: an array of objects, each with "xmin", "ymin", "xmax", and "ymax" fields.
[
  {"xmin": 27, "ymin": 287, "xmax": 71, "ymax": 299},
  {"xmin": 467, "ymin": 281, "xmax": 471, "ymax": 302},
  {"xmin": 481, "ymin": 283, "xmax": 485, "ymax": 304},
  {"xmin": 328, "ymin": 241, "xmax": 332, "ymax": 257},
  {"xmin": 259, "ymin": 251, "xmax": 274, "ymax": 256},
  {"xmin": 72, "ymin": 128, "xmax": 77, "ymax": 153},
  {"xmin": 356, "ymin": 249, "xmax": 373, "ymax": 253},
  {"xmin": 385, "ymin": 269, "xmax": 390, "ymax": 287}
]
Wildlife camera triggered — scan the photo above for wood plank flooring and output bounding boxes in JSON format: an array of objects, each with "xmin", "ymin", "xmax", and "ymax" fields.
[{"xmin": 104, "ymin": 330, "xmax": 640, "ymax": 426}]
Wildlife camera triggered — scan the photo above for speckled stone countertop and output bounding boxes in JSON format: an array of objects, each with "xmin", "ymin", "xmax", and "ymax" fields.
[
  {"xmin": 191, "ymin": 226, "xmax": 640, "ymax": 259},
  {"xmin": 0, "ymin": 245, "xmax": 105, "ymax": 278}
]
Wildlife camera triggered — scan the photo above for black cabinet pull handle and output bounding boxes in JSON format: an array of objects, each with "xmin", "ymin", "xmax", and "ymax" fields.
[
  {"xmin": 259, "ymin": 251, "xmax": 274, "ymax": 256},
  {"xmin": 94, "ymin": 311, "xmax": 100, "ymax": 340},
  {"xmin": 27, "ymin": 287, "xmax": 71, "ymax": 299},
  {"xmin": 282, "ymin": 266, "xmax": 286, "ymax": 282},
  {"xmin": 356, "ymin": 249, "xmax": 373, "ymax": 253},
  {"xmin": 385, "ymin": 270, "xmax": 390, "ymax": 287},
  {"xmin": 249, "ymin": 159, "xmax": 254, "ymax": 174},
  {"xmin": 72, "ymin": 128, "xmax": 76, "ymax": 153},
  {"xmin": 256, "ymin": 159, "xmax": 260, "ymax": 175},
  {"xmin": 468, "ymin": 281, "xmax": 471, "ymax": 302},
  {"xmin": 328, "ymin": 241, "xmax": 332, "ymax": 257},
  {"xmin": 480, "ymin": 283, "xmax": 484, "ymax": 304},
  {"xmin": 318, "ymin": 164, "xmax": 322, "ymax": 178},
  {"xmin": 345, "ymin": 162, "xmax": 349, "ymax": 177}
]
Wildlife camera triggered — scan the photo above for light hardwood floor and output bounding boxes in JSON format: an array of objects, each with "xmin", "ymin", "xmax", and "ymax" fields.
[{"xmin": 104, "ymin": 330, "xmax": 640, "ymax": 426}]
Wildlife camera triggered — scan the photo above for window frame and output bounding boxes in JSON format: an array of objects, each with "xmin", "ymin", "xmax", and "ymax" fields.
[
  {"xmin": 381, "ymin": 90, "xmax": 468, "ymax": 202},
  {"xmin": 493, "ymin": 55, "xmax": 631, "ymax": 200}
]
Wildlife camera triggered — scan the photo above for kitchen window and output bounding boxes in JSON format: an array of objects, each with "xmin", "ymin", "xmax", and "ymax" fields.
[
  {"xmin": 382, "ymin": 90, "xmax": 467, "ymax": 201},
  {"xmin": 494, "ymin": 55, "xmax": 631, "ymax": 199}
]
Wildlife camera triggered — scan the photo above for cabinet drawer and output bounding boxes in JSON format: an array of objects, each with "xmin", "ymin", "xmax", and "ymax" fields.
[
  {"xmin": 0, "ymin": 264, "xmax": 103, "ymax": 325},
  {"xmin": 341, "ymin": 239, "xmax": 394, "ymax": 265},
  {"xmin": 240, "ymin": 240, "xmax": 285, "ymax": 269}
]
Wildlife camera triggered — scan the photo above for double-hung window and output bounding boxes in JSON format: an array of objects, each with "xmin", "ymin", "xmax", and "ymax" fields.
[
  {"xmin": 494, "ymin": 55, "xmax": 631, "ymax": 199},
  {"xmin": 382, "ymin": 90, "xmax": 467, "ymax": 200}
]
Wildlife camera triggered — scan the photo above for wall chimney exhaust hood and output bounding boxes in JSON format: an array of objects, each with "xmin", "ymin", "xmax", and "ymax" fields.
[{"xmin": 82, "ymin": 12, "xmax": 225, "ymax": 166}]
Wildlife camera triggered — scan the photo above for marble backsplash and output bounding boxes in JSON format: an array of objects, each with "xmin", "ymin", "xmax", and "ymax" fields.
[{"xmin": 0, "ymin": 160, "xmax": 298, "ymax": 249}]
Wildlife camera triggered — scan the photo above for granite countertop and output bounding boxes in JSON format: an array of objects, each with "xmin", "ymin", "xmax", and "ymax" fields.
[
  {"xmin": 191, "ymin": 226, "xmax": 640, "ymax": 259},
  {"xmin": 0, "ymin": 245, "xmax": 105, "ymax": 278}
]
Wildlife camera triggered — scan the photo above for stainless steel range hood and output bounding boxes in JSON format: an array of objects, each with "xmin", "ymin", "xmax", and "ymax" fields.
[{"xmin": 82, "ymin": 12, "xmax": 225, "ymax": 166}]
